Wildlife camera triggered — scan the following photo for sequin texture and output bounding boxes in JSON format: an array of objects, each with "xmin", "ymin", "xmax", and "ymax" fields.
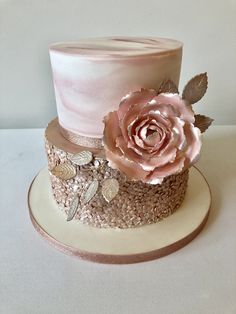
[{"xmin": 45, "ymin": 135, "xmax": 189, "ymax": 229}]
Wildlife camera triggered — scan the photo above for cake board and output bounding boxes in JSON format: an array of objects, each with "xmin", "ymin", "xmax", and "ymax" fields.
[{"xmin": 28, "ymin": 166, "xmax": 211, "ymax": 264}]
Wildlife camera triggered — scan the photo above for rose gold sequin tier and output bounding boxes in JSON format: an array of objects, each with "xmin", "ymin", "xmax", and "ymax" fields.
[{"xmin": 45, "ymin": 119, "xmax": 189, "ymax": 229}]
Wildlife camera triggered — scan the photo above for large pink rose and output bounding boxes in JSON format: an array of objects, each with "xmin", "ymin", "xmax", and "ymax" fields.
[{"xmin": 103, "ymin": 89, "xmax": 201, "ymax": 184}]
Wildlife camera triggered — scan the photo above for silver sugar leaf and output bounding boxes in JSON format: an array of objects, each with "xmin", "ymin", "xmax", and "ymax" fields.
[
  {"xmin": 101, "ymin": 178, "xmax": 119, "ymax": 203},
  {"xmin": 182, "ymin": 73, "xmax": 208, "ymax": 104},
  {"xmin": 194, "ymin": 114, "xmax": 214, "ymax": 133},
  {"xmin": 70, "ymin": 151, "xmax": 93, "ymax": 166},
  {"xmin": 84, "ymin": 180, "xmax": 99, "ymax": 204},
  {"xmin": 67, "ymin": 195, "xmax": 79, "ymax": 221},
  {"xmin": 158, "ymin": 79, "xmax": 179, "ymax": 94},
  {"xmin": 51, "ymin": 162, "xmax": 76, "ymax": 180}
]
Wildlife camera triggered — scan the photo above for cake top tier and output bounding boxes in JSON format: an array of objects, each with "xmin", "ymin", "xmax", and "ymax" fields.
[
  {"xmin": 50, "ymin": 37, "xmax": 182, "ymax": 59},
  {"xmin": 49, "ymin": 36, "xmax": 183, "ymax": 139}
]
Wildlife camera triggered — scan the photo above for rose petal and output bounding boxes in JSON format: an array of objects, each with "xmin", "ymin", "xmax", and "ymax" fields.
[
  {"xmin": 133, "ymin": 134, "xmax": 145, "ymax": 148},
  {"xmin": 103, "ymin": 111, "xmax": 122, "ymax": 156},
  {"xmin": 134, "ymin": 117, "xmax": 150, "ymax": 139},
  {"xmin": 169, "ymin": 117, "xmax": 186, "ymax": 151},
  {"xmin": 140, "ymin": 102, "xmax": 178, "ymax": 119},
  {"xmin": 183, "ymin": 123, "xmax": 202, "ymax": 165},
  {"xmin": 105, "ymin": 149, "xmax": 148, "ymax": 181},
  {"xmin": 118, "ymin": 89, "xmax": 156, "ymax": 121},
  {"xmin": 145, "ymin": 131, "xmax": 161, "ymax": 146},
  {"xmin": 116, "ymin": 136, "xmax": 145, "ymax": 163},
  {"xmin": 146, "ymin": 156, "xmax": 185, "ymax": 184},
  {"xmin": 117, "ymin": 134, "xmax": 177, "ymax": 171},
  {"xmin": 154, "ymin": 93, "xmax": 195, "ymax": 123}
]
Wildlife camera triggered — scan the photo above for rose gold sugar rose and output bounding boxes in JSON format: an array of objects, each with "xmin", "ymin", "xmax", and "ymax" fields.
[{"xmin": 103, "ymin": 74, "xmax": 213, "ymax": 184}]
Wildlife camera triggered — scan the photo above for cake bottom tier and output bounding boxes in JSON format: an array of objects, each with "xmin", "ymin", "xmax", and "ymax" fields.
[
  {"xmin": 45, "ymin": 119, "xmax": 189, "ymax": 229},
  {"xmin": 28, "ymin": 166, "xmax": 211, "ymax": 264}
]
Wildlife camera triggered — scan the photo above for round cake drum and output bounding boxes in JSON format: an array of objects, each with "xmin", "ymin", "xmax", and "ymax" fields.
[{"xmin": 28, "ymin": 167, "xmax": 211, "ymax": 264}]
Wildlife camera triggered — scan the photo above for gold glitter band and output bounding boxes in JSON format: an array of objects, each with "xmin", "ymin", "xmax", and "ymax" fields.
[{"xmin": 60, "ymin": 125, "xmax": 103, "ymax": 149}]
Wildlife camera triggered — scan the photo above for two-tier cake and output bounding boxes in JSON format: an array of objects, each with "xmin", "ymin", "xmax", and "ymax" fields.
[{"xmin": 28, "ymin": 37, "xmax": 212, "ymax": 263}]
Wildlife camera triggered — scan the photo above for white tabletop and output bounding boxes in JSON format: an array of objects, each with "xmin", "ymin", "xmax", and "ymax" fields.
[{"xmin": 1, "ymin": 126, "xmax": 236, "ymax": 314}]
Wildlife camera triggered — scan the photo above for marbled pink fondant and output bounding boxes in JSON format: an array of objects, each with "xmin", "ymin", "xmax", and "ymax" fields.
[{"xmin": 49, "ymin": 37, "xmax": 183, "ymax": 138}]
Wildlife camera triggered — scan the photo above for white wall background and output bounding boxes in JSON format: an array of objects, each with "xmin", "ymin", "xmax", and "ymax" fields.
[{"xmin": 0, "ymin": 0, "xmax": 236, "ymax": 128}]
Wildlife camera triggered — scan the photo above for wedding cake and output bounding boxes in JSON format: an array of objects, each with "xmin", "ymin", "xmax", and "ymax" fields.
[{"xmin": 28, "ymin": 37, "xmax": 213, "ymax": 263}]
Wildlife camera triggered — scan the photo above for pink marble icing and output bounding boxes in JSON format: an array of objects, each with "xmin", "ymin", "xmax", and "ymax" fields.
[{"xmin": 49, "ymin": 37, "xmax": 183, "ymax": 138}]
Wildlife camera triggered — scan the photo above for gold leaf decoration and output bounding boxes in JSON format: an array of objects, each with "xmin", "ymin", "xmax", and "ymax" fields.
[
  {"xmin": 69, "ymin": 151, "xmax": 93, "ymax": 166},
  {"xmin": 194, "ymin": 114, "xmax": 214, "ymax": 133},
  {"xmin": 158, "ymin": 79, "xmax": 179, "ymax": 94},
  {"xmin": 51, "ymin": 162, "xmax": 76, "ymax": 180},
  {"xmin": 67, "ymin": 195, "xmax": 79, "ymax": 221},
  {"xmin": 84, "ymin": 180, "xmax": 99, "ymax": 204},
  {"xmin": 101, "ymin": 178, "xmax": 119, "ymax": 203},
  {"xmin": 182, "ymin": 73, "xmax": 208, "ymax": 104}
]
